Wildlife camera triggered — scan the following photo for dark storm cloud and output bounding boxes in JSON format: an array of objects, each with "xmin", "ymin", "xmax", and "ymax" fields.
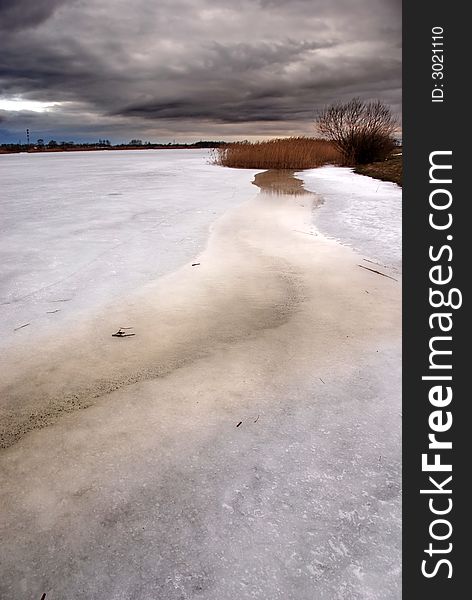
[
  {"xmin": 0, "ymin": 0, "xmax": 67, "ymax": 32},
  {"xmin": 0, "ymin": 0, "xmax": 401, "ymax": 142}
]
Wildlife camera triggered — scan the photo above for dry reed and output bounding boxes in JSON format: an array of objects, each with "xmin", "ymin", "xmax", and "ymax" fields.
[{"xmin": 212, "ymin": 137, "xmax": 341, "ymax": 170}]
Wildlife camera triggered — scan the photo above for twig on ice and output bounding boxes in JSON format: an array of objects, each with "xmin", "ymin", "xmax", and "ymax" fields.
[
  {"xmin": 112, "ymin": 327, "xmax": 136, "ymax": 338},
  {"xmin": 358, "ymin": 264, "xmax": 398, "ymax": 281}
]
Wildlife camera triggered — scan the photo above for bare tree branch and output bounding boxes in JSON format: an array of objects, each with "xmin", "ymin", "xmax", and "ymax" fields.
[{"xmin": 316, "ymin": 98, "xmax": 397, "ymax": 164}]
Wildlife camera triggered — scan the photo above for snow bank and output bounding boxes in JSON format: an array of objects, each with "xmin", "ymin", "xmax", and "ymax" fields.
[{"xmin": 298, "ymin": 166, "xmax": 402, "ymax": 271}]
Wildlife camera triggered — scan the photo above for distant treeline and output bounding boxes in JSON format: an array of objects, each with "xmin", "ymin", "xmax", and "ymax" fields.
[{"xmin": 0, "ymin": 139, "xmax": 226, "ymax": 154}]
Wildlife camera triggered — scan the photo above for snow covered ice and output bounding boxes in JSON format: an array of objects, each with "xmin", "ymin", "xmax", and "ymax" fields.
[
  {"xmin": 299, "ymin": 166, "xmax": 401, "ymax": 271},
  {"xmin": 0, "ymin": 151, "xmax": 402, "ymax": 600},
  {"xmin": 0, "ymin": 155, "xmax": 402, "ymax": 349},
  {"xmin": 0, "ymin": 150, "xmax": 260, "ymax": 348}
]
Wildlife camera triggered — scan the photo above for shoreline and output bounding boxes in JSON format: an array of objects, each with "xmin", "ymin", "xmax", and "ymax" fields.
[
  {"xmin": 0, "ymin": 171, "xmax": 401, "ymax": 598},
  {"xmin": 0, "ymin": 146, "xmax": 223, "ymax": 155}
]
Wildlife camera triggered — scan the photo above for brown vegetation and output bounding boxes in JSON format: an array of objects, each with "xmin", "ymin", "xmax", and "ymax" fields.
[
  {"xmin": 212, "ymin": 137, "xmax": 341, "ymax": 170},
  {"xmin": 354, "ymin": 152, "xmax": 402, "ymax": 186}
]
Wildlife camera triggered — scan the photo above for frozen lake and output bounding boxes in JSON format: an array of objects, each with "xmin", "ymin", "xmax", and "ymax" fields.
[
  {"xmin": 0, "ymin": 150, "xmax": 260, "ymax": 345},
  {"xmin": 1, "ymin": 151, "xmax": 401, "ymax": 599},
  {"xmin": 0, "ymin": 152, "xmax": 401, "ymax": 352}
]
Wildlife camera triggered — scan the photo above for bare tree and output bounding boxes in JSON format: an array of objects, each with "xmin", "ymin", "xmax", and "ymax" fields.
[{"xmin": 316, "ymin": 98, "xmax": 397, "ymax": 164}]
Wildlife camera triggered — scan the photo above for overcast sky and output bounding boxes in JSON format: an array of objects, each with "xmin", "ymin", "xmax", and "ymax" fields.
[{"xmin": 0, "ymin": 0, "xmax": 401, "ymax": 143}]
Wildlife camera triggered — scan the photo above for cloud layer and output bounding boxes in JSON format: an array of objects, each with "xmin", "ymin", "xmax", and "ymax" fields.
[{"xmin": 0, "ymin": 0, "xmax": 401, "ymax": 142}]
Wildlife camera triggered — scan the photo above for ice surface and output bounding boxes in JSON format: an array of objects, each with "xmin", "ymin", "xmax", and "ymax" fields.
[
  {"xmin": 298, "ymin": 166, "xmax": 402, "ymax": 271},
  {"xmin": 0, "ymin": 188, "xmax": 401, "ymax": 599},
  {"xmin": 0, "ymin": 150, "xmax": 260, "ymax": 348},
  {"xmin": 0, "ymin": 157, "xmax": 401, "ymax": 599}
]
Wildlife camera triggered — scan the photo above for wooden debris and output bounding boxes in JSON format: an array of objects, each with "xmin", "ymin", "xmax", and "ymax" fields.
[
  {"xmin": 14, "ymin": 323, "xmax": 30, "ymax": 331},
  {"xmin": 112, "ymin": 327, "xmax": 135, "ymax": 338},
  {"xmin": 358, "ymin": 264, "xmax": 398, "ymax": 281},
  {"xmin": 236, "ymin": 421, "xmax": 242, "ymax": 428}
]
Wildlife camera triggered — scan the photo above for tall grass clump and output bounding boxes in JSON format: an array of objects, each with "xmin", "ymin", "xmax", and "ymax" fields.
[{"xmin": 212, "ymin": 137, "xmax": 341, "ymax": 170}]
